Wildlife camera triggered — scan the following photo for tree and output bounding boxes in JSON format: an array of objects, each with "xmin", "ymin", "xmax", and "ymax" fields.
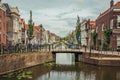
[
  {"xmin": 92, "ymin": 30, "xmax": 97, "ymax": 49},
  {"xmin": 103, "ymin": 28, "xmax": 112, "ymax": 50},
  {"xmin": 27, "ymin": 10, "xmax": 34, "ymax": 43},
  {"xmin": 76, "ymin": 16, "xmax": 81, "ymax": 45}
]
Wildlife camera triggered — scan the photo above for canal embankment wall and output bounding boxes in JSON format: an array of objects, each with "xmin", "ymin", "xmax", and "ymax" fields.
[
  {"xmin": 0, "ymin": 52, "xmax": 53, "ymax": 75},
  {"xmin": 79, "ymin": 52, "xmax": 120, "ymax": 66}
]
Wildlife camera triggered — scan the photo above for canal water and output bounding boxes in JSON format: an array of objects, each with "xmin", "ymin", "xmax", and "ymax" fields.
[{"xmin": 0, "ymin": 53, "xmax": 120, "ymax": 80}]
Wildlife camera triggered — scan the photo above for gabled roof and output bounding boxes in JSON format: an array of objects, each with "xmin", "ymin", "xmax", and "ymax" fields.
[
  {"xmin": 115, "ymin": 2, "xmax": 120, "ymax": 7},
  {"xmin": 25, "ymin": 25, "xmax": 45, "ymax": 33},
  {"xmin": 3, "ymin": 3, "xmax": 11, "ymax": 14},
  {"xmin": 34, "ymin": 26, "xmax": 39, "ymax": 33},
  {"xmin": 90, "ymin": 21, "xmax": 96, "ymax": 29},
  {"xmin": 90, "ymin": 21, "xmax": 95, "ymax": 24},
  {"xmin": 11, "ymin": 7, "xmax": 20, "ymax": 16},
  {"xmin": 97, "ymin": 1, "xmax": 120, "ymax": 19}
]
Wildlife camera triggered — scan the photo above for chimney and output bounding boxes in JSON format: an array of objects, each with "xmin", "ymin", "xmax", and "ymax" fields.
[{"xmin": 110, "ymin": 0, "xmax": 114, "ymax": 8}]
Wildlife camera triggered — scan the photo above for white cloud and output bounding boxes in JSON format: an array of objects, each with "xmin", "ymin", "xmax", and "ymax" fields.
[{"xmin": 2, "ymin": 0, "xmax": 119, "ymax": 37}]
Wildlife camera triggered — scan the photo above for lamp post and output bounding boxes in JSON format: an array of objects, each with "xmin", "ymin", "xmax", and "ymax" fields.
[
  {"xmin": 112, "ymin": 35, "xmax": 116, "ymax": 54},
  {"xmin": 89, "ymin": 29, "xmax": 92, "ymax": 58},
  {"xmin": 39, "ymin": 24, "xmax": 43, "ymax": 51},
  {"xmin": 100, "ymin": 32, "xmax": 103, "ymax": 58}
]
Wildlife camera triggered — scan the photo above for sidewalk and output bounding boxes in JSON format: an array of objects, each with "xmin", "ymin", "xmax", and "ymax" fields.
[{"xmin": 80, "ymin": 48, "xmax": 120, "ymax": 56}]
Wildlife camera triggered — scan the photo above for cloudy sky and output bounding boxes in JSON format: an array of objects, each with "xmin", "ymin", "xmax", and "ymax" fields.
[{"xmin": 2, "ymin": 0, "xmax": 118, "ymax": 37}]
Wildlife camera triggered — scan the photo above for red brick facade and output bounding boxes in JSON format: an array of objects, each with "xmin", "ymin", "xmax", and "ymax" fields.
[
  {"xmin": 21, "ymin": 19, "xmax": 26, "ymax": 44},
  {"xmin": 96, "ymin": 0, "xmax": 120, "ymax": 50},
  {"xmin": 0, "ymin": 4, "xmax": 6, "ymax": 46}
]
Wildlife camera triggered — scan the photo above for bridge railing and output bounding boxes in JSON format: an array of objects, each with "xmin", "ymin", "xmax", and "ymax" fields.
[
  {"xmin": 0, "ymin": 44, "xmax": 120, "ymax": 57},
  {"xmin": 51, "ymin": 47, "xmax": 120, "ymax": 56}
]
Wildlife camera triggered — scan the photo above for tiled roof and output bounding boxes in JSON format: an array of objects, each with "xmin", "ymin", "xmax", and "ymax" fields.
[
  {"xmin": 90, "ymin": 21, "xmax": 96, "ymax": 29},
  {"xmin": 90, "ymin": 21, "xmax": 95, "ymax": 24},
  {"xmin": 34, "ymin": 26, "xmax": 39, "ymax": 33},
  {"xmin": 115, "ymin": 2, "xmax": 120, "ymax": 7}
]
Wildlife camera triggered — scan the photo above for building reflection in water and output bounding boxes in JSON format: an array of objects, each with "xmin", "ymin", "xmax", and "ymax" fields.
[{"xmin": 35, "ymin": 53, "xmax": 120, "ymax": 80}]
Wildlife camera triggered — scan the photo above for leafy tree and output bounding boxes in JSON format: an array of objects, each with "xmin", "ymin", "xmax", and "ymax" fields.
[
  {"xmin": 27, "ymin": 10, "xmax": 34, "ymax": 43},
  {"xmin": 76, "ymin": 16, "xmax": 81, "ymax": 45},
  {"xmin": 92, "ymin": 30, "xmax": 97, "ymax": 48},
  {"xmin": 103, "ymin": 28, "xmax": 112, "ymax": 47}
]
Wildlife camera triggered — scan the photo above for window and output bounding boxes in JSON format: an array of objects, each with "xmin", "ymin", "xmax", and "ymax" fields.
[
  {"xmin": 117, "ymin": 15, "xmax": 120, "ymax": 28},
  {"xmin": 96, "ymin": 26, "xmax": 98, "ymax": 33},
  {"xmin": 110, "ymin": 19, "xmax": 113, "ymax": 29},
  {"xmin": 117, "ymin": 35, "xmax": 120, "ymax": 47},
  {"xmin": 102, "ymin": 24, "xmax": 104, "ymax": 31},
  {"xmin": 3, "ymin": 22, "xmax": 5, "ymax": 31},
  {"xmin": 3, "ymin": 34, "xmax": 5, "ymax": 41}
]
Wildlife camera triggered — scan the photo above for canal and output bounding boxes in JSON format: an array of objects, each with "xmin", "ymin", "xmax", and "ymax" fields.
[{"xmin": 0, "ymin": 53, "xmax": 120, "ymax": 80}]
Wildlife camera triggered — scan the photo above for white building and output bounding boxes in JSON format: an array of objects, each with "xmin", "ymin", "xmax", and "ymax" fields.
[
  {"xmin": 81, "ymin": 20, "xmax": 88, "ymax": 46},
  {"xmin": 11, "ymin": 7, "xmax": 21, "ymax": 44}
]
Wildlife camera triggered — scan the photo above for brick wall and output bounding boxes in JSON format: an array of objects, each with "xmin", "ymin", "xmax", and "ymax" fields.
[{"xmin": 0, "ymin": 52, "xmax": 53, "ymax": 75}]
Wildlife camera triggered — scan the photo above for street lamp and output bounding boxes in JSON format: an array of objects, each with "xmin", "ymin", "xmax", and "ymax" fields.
[
  {"xmin": 39, "ymin": 24, "xmax": 43, "ymax": 51},
  {"xmin": 89, "ymin": 29, "xmax": 92, "ymax": 58}
]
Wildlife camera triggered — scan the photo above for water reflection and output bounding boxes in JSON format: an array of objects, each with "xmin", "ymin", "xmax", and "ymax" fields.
[
  {"xmin": 35, "ymin": 63, "xmax": 120, "ymax": 80},
  {"xmin": 35, "ymin": 53, "xmax": 120, "ymax": 80},
  {"xmin": 56, "ymin": 53, "xmax": 75, "ymax": 65}
]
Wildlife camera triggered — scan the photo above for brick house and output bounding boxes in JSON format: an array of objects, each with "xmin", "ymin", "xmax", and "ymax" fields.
[
  {"xmin": 4, "ymin": 4, "xmax": 21, "ymax": 45},
  {"xmin": 96, "ymin": 0, "xmax": 120, "ymax": 50},
  {"xmin": 30, "ymin": 26, "xmax": 40, "ymax": 45},
  {"xmin": 0, "ymin": 1, "xmax": 6, "ymax": 46},
  {"xmin": 80, "ymin": 19, "xmax": 96, "ymax": 48},
  {"xmin": 81, "ymin": 19, "xmax": 88, "ymax": 46},
  {"xmin": 3, "ymin": 3, "xmax": 12, "ymax": 45},
  {"xmin": 11, "ymin": 7, "xmax": 20, "ymax": 44},
  {"xmin": 20, "ymin": 18, "xmax": 26, "ymax": 44},
  {"xmin": 87, "ymin": 20, "xmax": 96, "ymax": 48}
]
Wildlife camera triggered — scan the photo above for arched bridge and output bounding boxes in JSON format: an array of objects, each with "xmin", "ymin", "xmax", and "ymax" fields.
[{"xmin": 51, "ymin": 49, "xmax": 84, "ymax": 62}]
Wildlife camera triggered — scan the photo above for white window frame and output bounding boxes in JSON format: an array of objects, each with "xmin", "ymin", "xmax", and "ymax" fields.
[
  {"xmin": 117, "ymin": 35, "xmax": 120, "ymax": 47},
  {"xmin": 110, "ymin": 19, "xmax": 113, "ymax": 29},
  {"xmin": 96, "ymin": 26, "xmax": 98, "ymax": 33},
  {"xmin": 102, "ymin": 24, "xmax": 104, "ymax": 31},
  {"xmin": 117, "ymin": 15, "xmax": 120, "ymax": 28}
]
